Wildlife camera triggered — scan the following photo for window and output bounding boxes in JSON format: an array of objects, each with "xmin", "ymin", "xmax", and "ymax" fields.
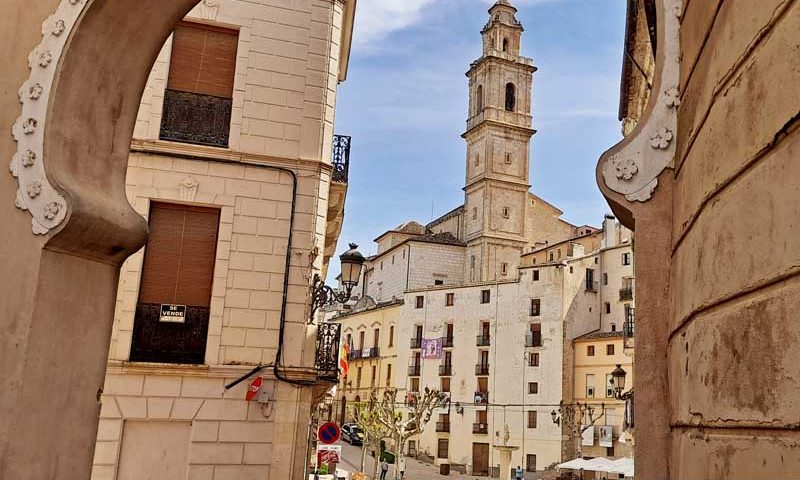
[
  {"xmin": 435, "ymin": 279, "xmax": 445, "ymax": 286},
  {"xmin": 502, "ymin": 37, "xmax": 509, "ymax": 52},
  {"xmin": 130, "ymin": 202, "xmax": 220, "ymax": 364},
  {"xmin": 161, "ymin": 22, "xmax": 238, "ymax": 147},
  {"xmin": 611, "ymin": 323, "xmax": 617, "ymax": 332},
  {"xmin": 476, "ymin": 85, "xmax": 484, "ymax": 112},
  {"xmin": 481, "ymin": 289, "xmax": 491, "ymax": 304},
  {"xmin": 403, "ymin": 249, "xmax": 406, "ymax": 259},
  {"xmin": 527, "ymin": 411, "xmax": 537, "ymax": 428},
  {"xmin": 533, "ymin": 270, "xmax": 539, "ymax": 281},
  {"xmin": 411, "ymin": 377, "xmax": 420, "ymax": 393},
  {"xmin": 373, "ymin": 328, "xmax": 380, "ymax": 349},
  {"xmin": 370, "ymin": 366, "xmax": 376, "ymax": 387},
  {"xmin": 569, "ymin": 266, "xmax": 573, "ymax": 274},
  {"xmin": 505, "ymin": 83, "xmax": 516, "ymax": 111},
  {"xmin": 471, "ymin": 255, "xmax": 476, "ymax": 268},
  {"xmin": 502, "ymin": 207, "xmax": 510, "ymax": 218},
  {"xmin": 380, "ymin": 261, "xmax": 383, "ymax": 270},
  {"xmin": 606, "ymin": 374, "xmax": 615, "ymax": 398},
  {"xmin": 358, "ymin": 331, "xmax": 365, "ymax": 351},
  {"xmin": 528, "ymin": 382, "xmax": 539, "ymax": 394},
  {"xmin": 603, "ymin": 273, "xmax": 608, "ymax": 285},
  {"xmin": 529, "ymin": 323, "xmax": 542, "ymax": 347},
  {"xmin": 557, "ymin": 249, "xmax": 562, "ymax": 259},
  {"xmin": 415, "ymin": 296, "xmax": 424, "ymax": 309},
  {"xmin": 586, "ymin": 268, "xmax": 596, "ymax": 290},
  {"xmin": 528, "ymin": 352, "xmax": 539, "ymax": 367},
  {"xmin": 437, "ymin": 439, "xmax": 449, "ymax": 459},
  {"xmin": 549, "ymin": 252, "xmax": 554, "ymax": 262},
  {"xmin": 501, "ymin": 263, "xmax": 508, "ymax": 276},
  {"xmin": 445, "ymin": 293, "xmax": 455, "ymax": 306},
  {"xmin": 526, "ymin": 454, "xmax": 537, "ymax": 472},
  {"xmin": 472, "ymin": 207, "xmax": 478, "ymax": 219},
  {"xmin": 587, "ymin": 345, "xmax": 595, "ymax": 356},
  {"xmin": 607, "ymin": 344, "xmax": 615, "ymax": 356},
  {"xmin": 475, "ymin": 154, "xmax": 480, "ymax": 166},
  {"xmin": 441, "ymin": 377, "xmax": 451, "ymax": 393},
  {"xmin": 595, "ymin": 257, "xmax": 599, "ymax": 264},
  {"xmin": 605, "ymin": 302, "xmax": 611, "ymax": 314},
  {"xmin": 389, "ymin": 325, "xmax": 394, "ymax": 347},
  {"xmin": 386, "ymin": 364, "xmax": 392, "ymax": 387},
  {"xmin": 586, "ymin": 374, "xmax": 595, "ymax": 398},
  {"xmin": 392, "ymin": 255, "xmax": 395, "ymax": 265},
  {"xmin": 504, "ymin": 153, "xmax": 512, "ymax": 165},
  {"xmin": 530, "ymin": 298, "xmax": 541, "ymax": 316},
  {"xmin": 356, "ymin": 367, "xmax": 362, "ymax": 388},
  {"xmin": 622, "ymin": 252, "xmax": 631, "ymax": 265}
]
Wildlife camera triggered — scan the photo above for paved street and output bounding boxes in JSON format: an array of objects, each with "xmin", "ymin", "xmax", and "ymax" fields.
[{"xmin": 336, "ymin": 441, "xmax": 496, "ymax": 480}]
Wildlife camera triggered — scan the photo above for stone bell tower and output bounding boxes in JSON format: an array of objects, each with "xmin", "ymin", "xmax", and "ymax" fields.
[{"xmin": 463, "ymin": 0, "xmax": 537, "ymax": 282}]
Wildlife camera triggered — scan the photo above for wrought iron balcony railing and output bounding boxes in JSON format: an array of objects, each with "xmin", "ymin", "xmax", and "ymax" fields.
[
  {"xmin": 525, "ymin": 332, "xmax": 542, "ymax": 348},
  {"xmin": 439, "ymin": 364, "xmax": 453, "ymax": 376},
  {"xmin": 475, "ymin": 364, "xmax": 490, "ymax": 376},
  {"xmin": 408, "ymin": 365, "xmax": 421, "ymax": 377},
  {"xmin": 332, "ymin": 135, "xmax": 351, "ymax": 183},
  {"xmin": 476, "ymin": 334, "xmax": 490, "ymax": 347},
  {"xmin": 410, "ymin": 337, "xmax": 422, "ymax": 349},
  {"xmin": 159, "ymin": 89, "xmax": 232, "ymax": 148},
  {"xmin": 315, "ymin": 322, "xmax": 342, "ymax": 382},
  {"xmin": 619, "ymin": 288, "xmax": 634, "ymax": 301},
  {"xmin": 348, "ymin": 349, "xmax": 362, "ymax": 360},
  {"xmin": 473, "ymin": 423, "xmax": 488, "ymax": 434},
  {"xmin": 442, "ymin": 336, "xmax": 454, "ymax": 348},
  {"xmin": 474, "ymin": 391, "xmax": 489, "ymax": 404},
  {"xmin": 624, "ymin": 308, "xmax": 636, "ymax": 338},
  {"xmin": 436, "ymin": 422, "xmax": 451, "ymax": 433}
]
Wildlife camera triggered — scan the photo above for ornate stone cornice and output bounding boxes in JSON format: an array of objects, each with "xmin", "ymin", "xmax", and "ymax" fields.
[
  {"xmin": 598, "ymin": 0, "xmax": 682, "ymax": 204},
  {"xmin": 10, "ymin": 0, "xmax": 88, "ymax": 234}
]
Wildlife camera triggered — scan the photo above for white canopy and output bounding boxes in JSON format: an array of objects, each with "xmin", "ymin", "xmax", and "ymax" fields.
[{"xmin": 557, "ymin": 457, "xmax": 634, "ymax": 477}]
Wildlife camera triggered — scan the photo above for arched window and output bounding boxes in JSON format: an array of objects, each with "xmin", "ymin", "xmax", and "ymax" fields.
[
  {"xmin": 476, "ymin": 85, "xmax": 484, "ymax": 113},
  {"xmin": 505, "ymin": 83, "xmax": 516, "ymax": 112},
  {"xmin": 502, "ymin": 37, "xmax": 509, "ymax": 52}
]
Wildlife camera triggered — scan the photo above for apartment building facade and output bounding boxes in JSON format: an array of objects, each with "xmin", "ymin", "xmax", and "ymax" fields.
[{"xmin": 89, "ymin": 1, "xmax": 356, "ymax": 479}]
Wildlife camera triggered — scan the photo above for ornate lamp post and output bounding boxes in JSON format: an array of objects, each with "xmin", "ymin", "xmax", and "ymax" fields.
[
  {"xmin": 308, "ymin": 243, "xmax": 365, "ymax": 324},
  {"xmin": 610, "ymin": 364, "xmax": 635, "ymax": 431}
]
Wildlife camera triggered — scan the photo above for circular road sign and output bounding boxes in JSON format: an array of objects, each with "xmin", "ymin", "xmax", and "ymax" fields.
[{"xmin": 318, "ymin": 422, "xmax": 341, "ymax": 445}]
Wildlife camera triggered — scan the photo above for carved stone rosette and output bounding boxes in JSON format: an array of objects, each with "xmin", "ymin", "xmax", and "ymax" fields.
[
  {"xmin": 599, "ymin": 0, "xmax": 681, "ymax": 203},
  {"xmin": 9, "ymin": 0, "xmax": 88, "ymax": 234}
]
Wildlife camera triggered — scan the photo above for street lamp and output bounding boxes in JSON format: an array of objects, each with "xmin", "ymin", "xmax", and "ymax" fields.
[
  {"xmin": 308, "ymin": 243, "xmax": 365, "ymax": 324},
  {"xmin": 610, "ymin": 364, "xmax": 633, "ymax": 400}
]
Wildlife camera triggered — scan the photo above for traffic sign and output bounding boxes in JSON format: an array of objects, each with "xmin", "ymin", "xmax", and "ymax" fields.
[
  {"xmin": 317, "ymin": 444, "xmax": 342, "ymax": 464},
  {"xmin": 318, "ymin": 422, "xmax": 341, "ymax": 445},
  {"xmin": 245, "ymin": 377, "xmax": 262, "ymax": 401}
]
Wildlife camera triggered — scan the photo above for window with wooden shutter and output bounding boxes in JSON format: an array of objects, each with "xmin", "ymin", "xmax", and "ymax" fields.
[
  {"xmin": 130, "ymin": 202, "xmax": 220, "ymax": 364},
  {"xmin": 160, "ymin": 22, "xmax": 239, "ymax": 147}
]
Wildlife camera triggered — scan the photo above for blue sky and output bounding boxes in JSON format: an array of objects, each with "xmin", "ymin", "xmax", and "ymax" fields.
[{"xmin": 331, "ymin": 0, "xmax": 627, "ymax": 265}]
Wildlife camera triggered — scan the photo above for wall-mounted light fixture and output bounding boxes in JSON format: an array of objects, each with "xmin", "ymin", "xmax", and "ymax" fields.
[{"xmin": 308, "ymin": 243, "xmax": 365, "ymax": 324}]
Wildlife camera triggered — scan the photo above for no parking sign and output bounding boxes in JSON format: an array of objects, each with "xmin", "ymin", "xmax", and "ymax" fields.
[{"xmin": 318, "ymin": 422, "xmax": 341, "ymax": 445}]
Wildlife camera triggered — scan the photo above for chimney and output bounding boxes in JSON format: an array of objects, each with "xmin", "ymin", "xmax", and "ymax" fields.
[{"xmin": 602, "ymin": 214, "xmax": 616, "ymax": 249}]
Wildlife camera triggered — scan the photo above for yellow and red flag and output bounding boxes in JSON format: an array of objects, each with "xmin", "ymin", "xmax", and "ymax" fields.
[{"xmin": 339, "ymin": 341, "xmax": 350, "ymax": 378}]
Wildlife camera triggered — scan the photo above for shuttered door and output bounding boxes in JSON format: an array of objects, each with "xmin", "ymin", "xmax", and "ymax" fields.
[
  {"xmin": 472, "ymin": 443, "xmax": 489, "ymax": 476},
  {"xmin": 131, "ymin": 202, "xmax": 220, "ymax": 364},
  {"xmin": 160, "ymin": 22, "xmax": 238, "ymax": 147}
]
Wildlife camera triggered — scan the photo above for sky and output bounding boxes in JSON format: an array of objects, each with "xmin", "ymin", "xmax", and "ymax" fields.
[{"xmin": 330, "ymin": 0, "xmax": 628, "ymax": 270}]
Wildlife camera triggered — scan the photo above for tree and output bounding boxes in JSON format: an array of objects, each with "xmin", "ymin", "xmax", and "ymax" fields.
[
  {"xmin": 551, "ymin": 400, "xmax": 606, "ymax": 459},
  {"xmin": 373, "ymin": 387, "xmax": 449, "ymax": 480},
  {"xmin": 352, "ymin": 390, "xmax": 391, "ymax": 479}
]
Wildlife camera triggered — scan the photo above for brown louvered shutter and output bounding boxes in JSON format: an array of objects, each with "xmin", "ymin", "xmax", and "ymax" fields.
[
  {"xmin": 138, "ymin": 203, "xmax": 220, "ymax": 307},
  {"xmin": 167, "ymin": 22, "xmax": 238, "ymax": 98}
]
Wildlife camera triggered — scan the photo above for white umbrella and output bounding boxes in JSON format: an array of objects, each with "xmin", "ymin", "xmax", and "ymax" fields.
[{"xmin": 557, "ymin": 458, "xmax": 588, "ymax": 470}]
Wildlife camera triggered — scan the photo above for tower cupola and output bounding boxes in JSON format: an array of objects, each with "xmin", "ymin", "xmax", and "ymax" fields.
[{"xmin": 482, "ymin": 0, "xmax": 523, "ymax": 56}]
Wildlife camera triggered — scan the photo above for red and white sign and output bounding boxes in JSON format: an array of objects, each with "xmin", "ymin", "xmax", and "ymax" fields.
[
  {"xmin": 317, "ymin": 445, "xmax": 341, "ymax": 464},
  {"xmin": 246, "ymin": 377, "xmax": 262, "ymax": 401},
  {"xmin": 317, "ymin": 422, "xmax": 341, "ymax": 445}
]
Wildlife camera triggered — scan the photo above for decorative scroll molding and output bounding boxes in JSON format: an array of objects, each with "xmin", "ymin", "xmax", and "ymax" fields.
[
  {"xmin": 10, "ymin": 0, "xmax": 88, "ymax": 234},
  {"xmin": 179, "ymin": 177, "xmax": 199, "ymax": 201},
  {"xmin": 599, "ymin": 0, "xmax": 681, "ymax": 203}
]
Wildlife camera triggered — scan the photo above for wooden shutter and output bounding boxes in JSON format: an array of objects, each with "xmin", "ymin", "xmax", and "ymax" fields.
[
  {"xmin": 138, "ymin": 202, "xmax": 220, "ymax": 307},
  {"xmin": 168, "ymin": 22, "xmax": 238, "ymax": 98}
]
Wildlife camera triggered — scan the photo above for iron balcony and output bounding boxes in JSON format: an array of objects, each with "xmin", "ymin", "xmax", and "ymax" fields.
[
  {"xmin": 476, "ymin": 334, "xmax": 490, "ymax": 347},
  {"xmin": 439, "ymin": 364, "xmax": 453, "ymax": 376},
  {"xmin": 408, "ymin": 365, "xmax": 421, "ymax": 377},
  {"xmin": 473, "ymin": 423, "xmax": 488, "ymax": 434},
  {"xmin": 410, "ymin": 337, "xmax": 422, "ymax": 349},
  {"xmin": 475, "ymin": 364, "xmax": 490, "ymax": 376},
  {"xmin": 436, "ymin": 422, "xmax": 451, "ymax": 433}
]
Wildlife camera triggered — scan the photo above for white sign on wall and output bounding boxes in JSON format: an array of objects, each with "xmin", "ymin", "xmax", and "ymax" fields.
[
  {"xmin": 599, "ymin": 425, "xmax": 613, "ymax": 448},
  {"xmin": 581, "ymin": 426, "xmax": 594, "ymax": 446}
]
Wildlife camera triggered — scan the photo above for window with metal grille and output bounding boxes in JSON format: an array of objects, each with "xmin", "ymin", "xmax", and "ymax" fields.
[
  {"xmin": 130, "ymin": 202, "xmax": 220, "ymax": 364},
  {"xmin": 530, "ymin": 298, "xmax": 541, "ymax": 316},
  {"xmin": 160, "ymin": 22, "xmax": 238, "ymax": 147}
]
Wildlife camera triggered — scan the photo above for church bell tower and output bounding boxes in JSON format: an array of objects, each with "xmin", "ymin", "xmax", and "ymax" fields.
[{"xmin": 463, "ymin": 0, "xmax": 537, "ymax": 282}]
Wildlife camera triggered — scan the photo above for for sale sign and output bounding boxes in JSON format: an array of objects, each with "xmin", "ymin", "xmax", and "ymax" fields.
[{"xmin": 159, "ymin": 304, "xmax": 186, "ymax": 323}]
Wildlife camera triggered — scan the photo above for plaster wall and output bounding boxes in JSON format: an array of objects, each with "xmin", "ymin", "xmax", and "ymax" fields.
[
  {"xmin": 407, "ymin": 243, "xmax": 466, "ymax": 291},
  {"xmin": 363, "ymin": 244, "xmax": 411, "ymax": 303}
]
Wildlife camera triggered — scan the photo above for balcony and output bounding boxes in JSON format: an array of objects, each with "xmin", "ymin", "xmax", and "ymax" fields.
[
  {"xmin": 525, "ymin": 332, "xmax": 542, "ymax": 348},
  {"xmin": 408, "ymin": 365, "xmax": 421, "ymax": 377},
  {"xmin": 439, "ymin": 364, "xmax": 453, "ymax": 376},
  {"xmin": 473, "ymin": 423, "xmax": 489, "ymax": 434},
  {"xmin": 624, "ymin": 308, "xmax": 635, "ymax": 349},
  {"xmin": 315, "ymin": 322, "xmax": 342, "ymax": 383},
  {"xmin": 585, "ymin": 280, "xmax": 599, "ymax": 292},
  {"xmin": 474, "ymin": 391, "xmax": 489, "ymax": 404},
  {"xmin": 475, "ymin": 364, "xmax": 490, "ymax": 376},
  {"xmin": 436, "ymin": 422, "xmax": 451, "ymax": 433},
  {"xmin": 366, "ymin": 347, "xmax": 380, "ymax": 358},
  {"xmin": 348, "ymin": 349, "xmax": 362, "ymax": 360},
  {"xmin": 332, "ymin": 135, "xmax": 351, "ymax": 184},
  {"xmin": 619, "ymin": 288, "xmax": 634, "ymax": 301},
  {"xmin": 442, "ymin": 336, "xmax": 454, "ymax": 348},
  {"xmin": 159, "ymin": 89, "xmax": 232, "ymax": 148},
  {"xmin": 410, "ymin": 337, "xmax": 422, "ymax": 349},
  {"xmin": 476, "ymin": 334, "xmax": 491, "ymax": 347}
]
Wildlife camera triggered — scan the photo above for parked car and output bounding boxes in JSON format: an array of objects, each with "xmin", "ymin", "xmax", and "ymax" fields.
[{"xmin": 341, "ymin": 424, "xmax": 365, "ymax": 446}]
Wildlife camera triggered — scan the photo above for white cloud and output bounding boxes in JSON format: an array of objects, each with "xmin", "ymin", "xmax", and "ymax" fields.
[{"xmin": 353, "ymin": 0, "xmax": 437, "ymax": 46}]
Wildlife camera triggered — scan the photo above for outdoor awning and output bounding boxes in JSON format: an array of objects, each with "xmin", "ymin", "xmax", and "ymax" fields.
[
  {"xmin": 558, "ymin": 457, "xmax": 634, "ymax": 477},
  {"xmin": 608, "ymin": 457, "xmax": 635, "ymax": 477}
]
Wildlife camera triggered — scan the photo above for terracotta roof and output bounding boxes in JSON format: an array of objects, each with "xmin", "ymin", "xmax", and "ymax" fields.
[{"xmin": 410, "ymin": 232, "xmax": 466, "ymax": 247}]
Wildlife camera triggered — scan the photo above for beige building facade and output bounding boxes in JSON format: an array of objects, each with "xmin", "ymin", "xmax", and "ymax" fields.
[{"xmin": 85, "ymin": 1, "xmax": 357, "ymax": 479}]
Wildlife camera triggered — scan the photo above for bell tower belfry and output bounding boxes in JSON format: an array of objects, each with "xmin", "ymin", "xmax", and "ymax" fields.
[{"xmin": 463, "ymin": 0, "xmax": 537, "ymax": 283}]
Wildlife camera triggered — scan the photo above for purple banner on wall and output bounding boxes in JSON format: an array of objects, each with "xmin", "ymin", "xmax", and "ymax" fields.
[{"xmin": 421, "ymin": 338, "xmax": 442, "ymax": 359}]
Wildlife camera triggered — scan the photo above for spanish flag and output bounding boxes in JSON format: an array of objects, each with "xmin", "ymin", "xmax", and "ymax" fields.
[{"xmin": 339, "ymin": 341, "xmax": 350, "ymax": 379}]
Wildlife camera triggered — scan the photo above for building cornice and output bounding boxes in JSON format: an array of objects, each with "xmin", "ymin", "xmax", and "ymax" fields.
[{"xmin": 338, "ymin": 0, "xmax": 356, "ymax": 83}]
